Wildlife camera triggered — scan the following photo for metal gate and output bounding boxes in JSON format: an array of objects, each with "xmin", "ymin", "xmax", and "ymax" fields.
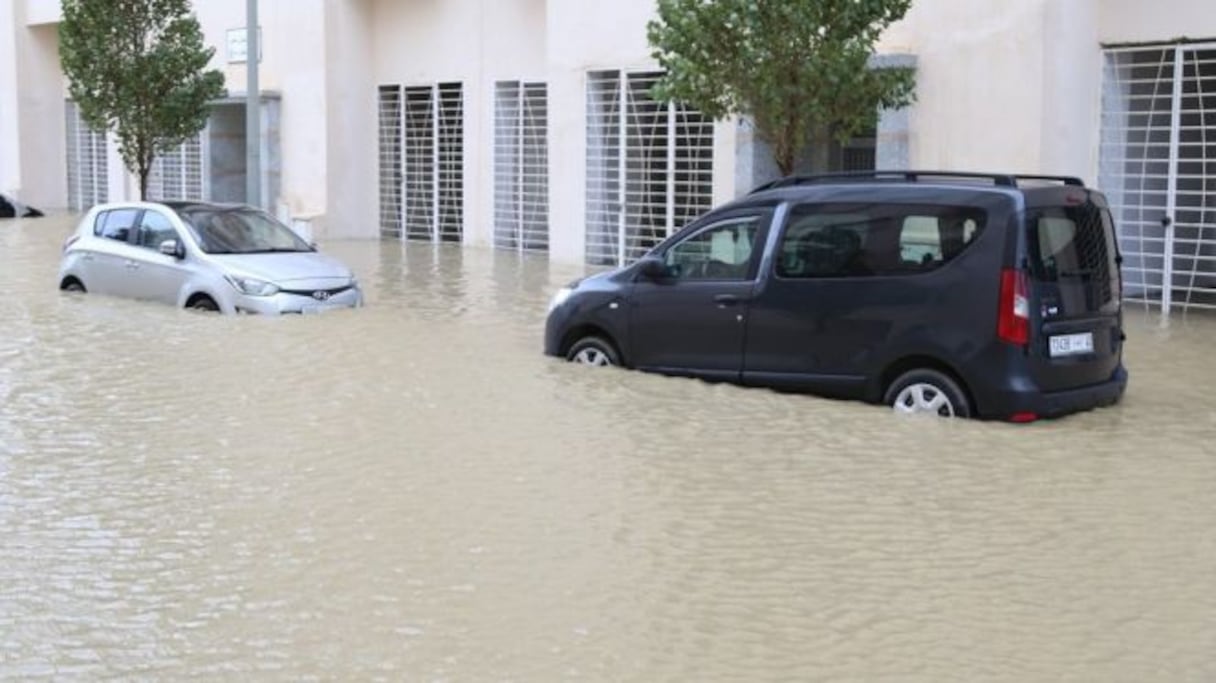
[
  {"xmin": 64, "ymin": 101, "xmax": 109, "ymax": 211},
  {"xmin": 585, "ymin": 70, "xmax": 714, "ymax": 267},
  {"xmin": 493, "ymin": 81, "xmax": 549, "ymax": 252},
  {"xmin": 147, "ymin": 129, "xmax": 207, "ymax": 201},
  {"xmin": 377, "ymin": 82, "xmax": 464, "ymax": 242},
  {"xmin": 1099, "ymin": 43, "xmax": 1216, "ymax": 314}
]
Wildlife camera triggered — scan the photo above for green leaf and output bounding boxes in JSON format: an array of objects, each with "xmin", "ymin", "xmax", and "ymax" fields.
[
  {"xmin": 647, "ymin": 0, "xmax": 916, "ymax": 175},
  {"xmin": 59, "ymin": 0, "xmax": 226, "ymax": 199}
]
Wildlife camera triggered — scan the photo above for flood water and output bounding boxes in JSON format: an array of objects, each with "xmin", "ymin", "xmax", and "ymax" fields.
[{"xmin": 2, "ymin": 213, "xmax": 1215, "ymax": 681}]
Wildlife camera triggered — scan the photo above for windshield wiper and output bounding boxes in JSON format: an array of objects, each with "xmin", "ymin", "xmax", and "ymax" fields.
[{"xmin": 246, "ymin": 247, "xmax": 310, "ymax": 253}]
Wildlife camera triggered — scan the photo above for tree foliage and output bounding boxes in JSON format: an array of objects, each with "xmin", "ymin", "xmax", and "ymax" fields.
[
  {"xmin": 647, "ymin": 0, "xmax": 916, "ymax": 176},
  {"xmin": 59, "ymin": 0, "xmax": 224, "ymax": 199}
]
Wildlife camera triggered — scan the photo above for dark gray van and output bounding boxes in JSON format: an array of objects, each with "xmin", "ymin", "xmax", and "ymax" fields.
[{"xmin": 543, "ymin": 171, "xmax": 1128, "ymax": 422}]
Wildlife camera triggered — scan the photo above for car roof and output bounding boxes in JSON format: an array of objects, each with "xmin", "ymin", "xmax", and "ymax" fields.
[
  {"xmin": 748, "ymin": 170, "xmax": 1086, "ymax": 194},
  {"xmin": 716, "ymin": 170, "xmax": 1096, "ymax": 214},
  {"xmin": 88, "ymin": 200, "xmax": 253, "ymax": 213}
]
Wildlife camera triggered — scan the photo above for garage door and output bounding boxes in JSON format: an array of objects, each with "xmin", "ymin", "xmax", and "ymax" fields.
[
  {"xmin": 147, "ymin": 130, "xmax": 207, "ymax": 201},
  {"xmin": 377, "ymin": 82, "xmax": 464, "ymax": 242},
  {"xmin": 1100, "ymin": 44, "xmax": 1216, "ymax": 314},
  {"xmin": 65, "ymin": 101, "xmax": 109, "ymax": 211},
  {"xmin": 585, "ymin": 71, "xmax": 714, "ymax": 267}
]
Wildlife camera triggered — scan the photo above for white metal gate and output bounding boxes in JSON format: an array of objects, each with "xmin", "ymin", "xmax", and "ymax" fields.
[
  {"xmin": 493, "ymin": 81, "xmax": 549, "ymax": 252},
  {"xmin": 147, "ymin": 130, "xmax": 208, "ymax": 201},
  {"xmin": 378, "ymin": 86, "xmax": 403, "ymax": 238},
  {"xmin": 377, "ymin": 82, "xmax": 464, "ymax": 242},
  {"xmin": 1099, "ymin": 43, "xmax": 1216, "ymax": 314},
  {"xmin": 64, "ymin": 101, "xmax": 109, "ymax": 211},
  {"xmin": 585, "ymin": 70, "xmax": 714, "ymax": 266}
]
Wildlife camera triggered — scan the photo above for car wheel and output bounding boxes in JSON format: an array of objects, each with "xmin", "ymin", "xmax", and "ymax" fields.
[
  {"xmin": 884, "ymin": 369, "xmax": 971, "ymax": 418},
  {"xmin": 61, "ymin": 280, "xmax": 86, "ymax": 293},
  {"xmin": 566, "ymin": 336, "xmax": 620, "ymax": 367},
  {"xmin": 189, "ymin": 296, "xmax": 220, "ymax": 312}
]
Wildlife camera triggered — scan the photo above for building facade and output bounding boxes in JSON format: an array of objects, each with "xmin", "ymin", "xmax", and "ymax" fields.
[{"xmin": 1, "ymin": 0, "xmax": 1213, "ymax": 307}]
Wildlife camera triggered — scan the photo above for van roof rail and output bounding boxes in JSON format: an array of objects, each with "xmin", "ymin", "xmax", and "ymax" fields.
[{"xmin": 749, "ymin": 170, "xmax": 1085, "ymax": 194}]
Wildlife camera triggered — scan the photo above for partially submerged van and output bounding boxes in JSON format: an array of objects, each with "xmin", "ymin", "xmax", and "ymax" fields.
[{"xmin": 543, "ymin": 171, "xmax": 1128, "ymax": 422}]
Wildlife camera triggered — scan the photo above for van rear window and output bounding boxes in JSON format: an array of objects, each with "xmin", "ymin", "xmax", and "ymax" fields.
[{"xmin": 1026, "ymin": 205, "xmax": 1119, "ymax": 307}]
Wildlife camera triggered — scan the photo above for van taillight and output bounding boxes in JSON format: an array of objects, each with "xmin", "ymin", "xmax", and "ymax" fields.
[{"xmin": 998, "ymin": 268, "xmax": 1029, "ymax": 346}]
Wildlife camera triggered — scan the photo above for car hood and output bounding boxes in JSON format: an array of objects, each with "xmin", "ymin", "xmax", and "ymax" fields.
[{"xmin": 211, "ymin": 251, "xmax": 354, "ymax": 284}]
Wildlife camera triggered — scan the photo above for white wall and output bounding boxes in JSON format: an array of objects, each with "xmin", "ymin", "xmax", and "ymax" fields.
[
  {"xmin": 545, "ymin": 0, "xmax": 706, "ymax": 264},
  {"xmin": 22, "ymin": 0, "xmax": 61, "ymax": 26},
  {"xmin": 1099, "ymin": 0, "xmax": 1215, "ymax": 44},
  {"xmin": 878, "ymin": 0, "xmax": 1053, "ymax": 175},
  {"xmin": 879, "ymin": 0, "xmax": 1213, "ymax": 184},
  {"xmin": 324, "ymin": 0, "xmax": 376, "ymax": 239},
  {"xmin": 15, "ymin": 23, "xmax": 68, "ymax": 208},
  {"xmin": 193, "ymin": 0, "xmax": 331, "ymax": 223},
  {"xmin": 0, "ymin": 1, "xmax": 21, "ymax": 197},
  {"xmin": 370, "ymin": 0, "xmax": 549, "ymax": 247}
]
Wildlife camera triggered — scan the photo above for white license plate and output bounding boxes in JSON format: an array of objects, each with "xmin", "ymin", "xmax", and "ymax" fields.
[
  {"xmin": 301, "ymin": 304, "xmax": 340, "ymax": 315},
  {"xmin": 1049, "ymin": 332, "xmax": 1094, "ymax": 357}
]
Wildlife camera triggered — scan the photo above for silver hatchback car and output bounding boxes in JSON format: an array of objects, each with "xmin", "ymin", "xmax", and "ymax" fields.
[{"xmin": 58, "ymin": 201, "xmax": 362, "ymax": 314}]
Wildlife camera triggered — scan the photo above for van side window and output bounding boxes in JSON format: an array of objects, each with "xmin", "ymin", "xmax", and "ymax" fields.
[
  {"xmin": 94, "ymin": 208, "xmax": 140, "ymax": 243},
  {"xmin": 663, "ymin": 216, "xmax": 761, "ymax": 281},
  {"xmin": 777, "ymin": 204, "xmax": 986, "ymax": 278}
]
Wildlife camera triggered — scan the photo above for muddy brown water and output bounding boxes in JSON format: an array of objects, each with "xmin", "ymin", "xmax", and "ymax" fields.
[{"xmin": 2, "ymin": 214, "xmax": 1214, "ymax": 681}]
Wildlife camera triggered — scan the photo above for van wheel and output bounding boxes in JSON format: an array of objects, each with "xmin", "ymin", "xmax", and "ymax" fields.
[
  {"xmin": 885, "ymin": 369, "xmax": 971, "ymax": 418},
  {"xmin": 566, "ymin": 336, "xmax": 620, "ymax": 367}
]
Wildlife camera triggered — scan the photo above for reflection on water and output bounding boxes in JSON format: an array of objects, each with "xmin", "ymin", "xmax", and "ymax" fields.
[{"xmin": 2, "ymin": 214, "xmax": 1215, "ymax": 680}]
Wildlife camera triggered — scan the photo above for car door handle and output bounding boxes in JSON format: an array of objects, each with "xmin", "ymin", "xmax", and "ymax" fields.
[
  {"xmin": 713, "ymin": 294, "xmax": 742, "ymax": 306},
  {"xmin": 124, "ymin": 260, "xmax": 139, "ymax": 270},
  {"xmin": 82, "ymin": 253, "xmax": 95, "ymax": 262}
]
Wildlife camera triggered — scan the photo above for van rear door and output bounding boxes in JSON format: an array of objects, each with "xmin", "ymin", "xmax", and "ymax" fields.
[{"xmin": 1023, "ymin": 192, "xmax": 1124, "ymax": 392}]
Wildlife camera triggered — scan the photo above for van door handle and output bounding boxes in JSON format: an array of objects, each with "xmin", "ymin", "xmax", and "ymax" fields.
[{"xmin": 713, "ymin": 294, "xmax": 741, "ymax": 307}]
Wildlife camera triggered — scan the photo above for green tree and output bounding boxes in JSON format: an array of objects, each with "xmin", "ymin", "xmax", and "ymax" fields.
[
  {"xmin": 647, "ymin": 0, "xmax": 916, "ymax": 177},
  {"xmin": 59, "ymin": 0, "xmax": 224, "ymax": 200}
]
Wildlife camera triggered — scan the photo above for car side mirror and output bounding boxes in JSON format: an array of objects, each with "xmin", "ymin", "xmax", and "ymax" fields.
[
  {"xmin": 159, "ymin": 239, "xmax": 185, "ymax": 259},
  {"xmin": 637, "ymin": 256, "xmax": 669, "ymax": 280}
]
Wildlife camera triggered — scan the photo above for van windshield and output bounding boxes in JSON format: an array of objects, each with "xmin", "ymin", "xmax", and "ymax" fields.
[{"xmin": 1025, "ymin": 204, "xmax": 1120, "ymax": 313}]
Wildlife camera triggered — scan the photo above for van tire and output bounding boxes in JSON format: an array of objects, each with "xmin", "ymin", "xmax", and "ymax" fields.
[
  {"xmin": 566, "ymin": 336, "xmax": 620, "ymax": 367},
  {"xmin": 884, "ymin": 369, "xmax": 971, "ymax": 418}
]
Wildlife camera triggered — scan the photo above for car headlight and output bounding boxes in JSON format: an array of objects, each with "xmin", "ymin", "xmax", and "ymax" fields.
[
  {"xmin": 548, "ymin": 286, "xmax": 573, "ymax": 313},
  {"xmin": 226, "ymin": 275, "xmax": 280, "ymax": 297}
]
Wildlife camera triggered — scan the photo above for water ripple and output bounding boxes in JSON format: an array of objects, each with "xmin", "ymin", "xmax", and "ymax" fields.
[{"xmin": 0, "ymin": 215, "xmax": 1214, "ymax": 680}]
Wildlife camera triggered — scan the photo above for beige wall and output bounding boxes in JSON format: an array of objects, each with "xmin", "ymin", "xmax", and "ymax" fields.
[
  {"xmin": 15, "ymin": 23, "xmax": 67, "ymax": 208},
  {"xmin": 543, "ymin": 0, "xmax": 736, "ymax": 262},
  {"xmin": 2, "ymin": 0, "xmax": 66, "ymax": 208},
  {"xmin": 8, "ymin": 0, "xmax": 1213, "ymax": 248},
  {"xmin": 324, "ymin": 0, "xmax": 376, "ymax": 239},
  {"xmin": 0, "ymin": 1, "xmax": 21, "ymax": 197},
  {"xmin": 879, "ymin": 0, "xmax": 1060, "ymax": 176},
  {"xmin": 879, "ymin": 0, "xmax": 1213, "ymax": 184},
  {"xmin": 1099, "ymin": 0, "xmax": 1215, "ymax": 44}
]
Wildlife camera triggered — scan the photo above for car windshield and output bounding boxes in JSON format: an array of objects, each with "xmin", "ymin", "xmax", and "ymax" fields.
[{"xmin": 175, "ymin": 208, "xmax": 313, "ymax": 254}]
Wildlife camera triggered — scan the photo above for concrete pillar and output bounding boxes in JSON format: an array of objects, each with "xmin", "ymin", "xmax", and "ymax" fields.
[
  {"xmin": 0, "ymin": 1, "xmax": 22, "ymax": 196},
  {"xmin": 872, "ymin": 53, "xmax": 917, "ymax": 171}
]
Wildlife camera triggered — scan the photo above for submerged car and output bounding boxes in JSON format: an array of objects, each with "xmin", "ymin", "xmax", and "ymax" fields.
[
  {"xmin": 58, "ymin": 201, "xmax": 362, "ymax": 314},
  {"xmin": 544, "ymin": 170, "xmax": 1129, "ymax": 422}
]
